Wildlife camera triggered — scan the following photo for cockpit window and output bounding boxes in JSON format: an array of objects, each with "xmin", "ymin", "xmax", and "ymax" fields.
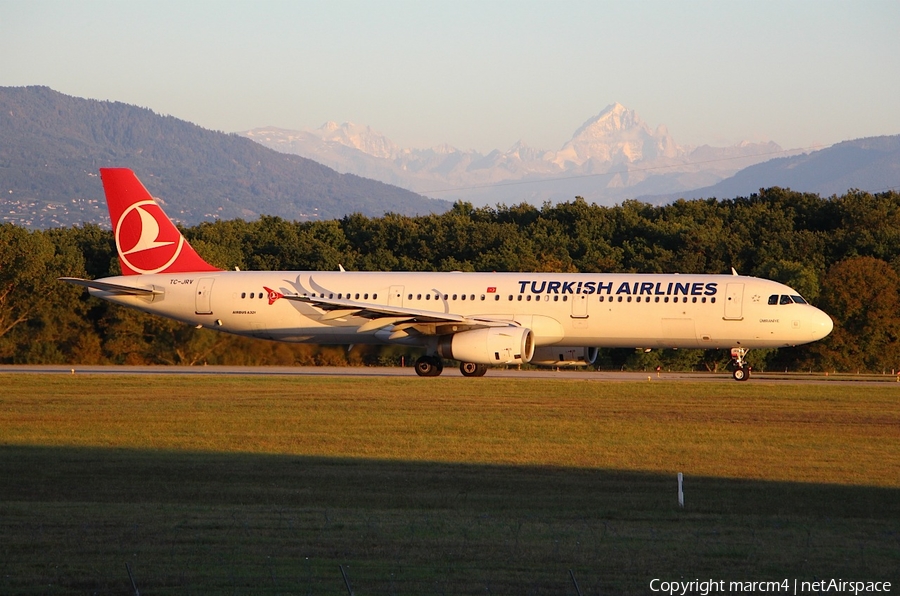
[{"xmin": 772, "ymin": 294, "xmax": 808, "ymax": 305}]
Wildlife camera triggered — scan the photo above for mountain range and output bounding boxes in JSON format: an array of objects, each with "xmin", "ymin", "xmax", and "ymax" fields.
[
  {"xmin": 638, "ymin": 135, "xmax": 900, "ymax": 203},
  {"xmin": 0, "ymin": 86, "xmax": 447, "ymax": 228},
  {"xmin": 241, "ymin": 103, "xmax": 793, "ymax": 206},
  {"xmin": 2, "ymin": 86, "xmax": 897, "ymax": 230}
]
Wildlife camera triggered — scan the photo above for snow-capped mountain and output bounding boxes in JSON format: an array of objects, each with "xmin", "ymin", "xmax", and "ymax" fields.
[
  {"xmin": 240, "ymin": 104, "xmax": 787, "ymax": 206},
  {"xmin": 553, "ymin": 103, "xmax": 682, "ymax": 168}
]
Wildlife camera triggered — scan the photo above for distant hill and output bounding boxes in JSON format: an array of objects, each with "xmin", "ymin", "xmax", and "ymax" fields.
[
  {"xmin": 639, "ymin": 135, "xmax": 900, "ymax": 203},
  {"xmin": 0, "ymin": 86, "xmax": 449, "ymax": 228}
]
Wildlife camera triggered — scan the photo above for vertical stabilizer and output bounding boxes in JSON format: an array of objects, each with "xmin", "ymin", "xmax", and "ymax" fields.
[{"xmin": 100, "ymin": 168, "xmax": 221, "ymax": 275}]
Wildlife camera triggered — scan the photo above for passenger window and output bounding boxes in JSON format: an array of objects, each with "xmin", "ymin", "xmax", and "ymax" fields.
[
  {"xmin": 780, "ymin": 295, "xmax": 792, "ymax": 305},
  {"xmin": 241, "ymin": 292, "xmax": 246, "ymax": 299}
]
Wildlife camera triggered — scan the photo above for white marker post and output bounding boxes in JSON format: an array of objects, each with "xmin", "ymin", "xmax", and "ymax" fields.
[{"xmin": 677, "ymin": 473, "xmax": 684, "ymax": 508}]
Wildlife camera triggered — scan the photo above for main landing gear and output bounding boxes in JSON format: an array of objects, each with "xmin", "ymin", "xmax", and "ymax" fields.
[
  {"xmin": 414, "ymin": 355, "xmax": 443, "ymax": 377},
  {"xmin": 730, "ymin": 347, "xmax": 751, "ymax": 382},
  {"xmin": 459, "ymin": 361, "xmax": 488, "ymax": 377},
  {"xmin": 414, "ymin": 356, "xmax": 488, "ymax": 377}
]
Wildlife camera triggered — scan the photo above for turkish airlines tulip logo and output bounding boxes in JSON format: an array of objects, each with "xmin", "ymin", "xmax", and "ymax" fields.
[
  {"xmin": 263, "ymin": 287, "xmax": 284, "ymax": 305},
  {"xmin": 115, "ymin": 200, "xmax": 185, "ymax": 274}
]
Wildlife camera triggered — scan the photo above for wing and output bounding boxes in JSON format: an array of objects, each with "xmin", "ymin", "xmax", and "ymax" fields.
[
  {"xmin": 272, "ymin": 290, "xmax": 516, "ymax": 335},
  {"xmin": 59, "ymin": 277, "xmax": 163, "ymax": 296}
]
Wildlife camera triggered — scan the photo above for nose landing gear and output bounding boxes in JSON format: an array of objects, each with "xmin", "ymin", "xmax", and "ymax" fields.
[{"xmin": 730, "ymin": 347, "xmax": 751, "ymax": 381}]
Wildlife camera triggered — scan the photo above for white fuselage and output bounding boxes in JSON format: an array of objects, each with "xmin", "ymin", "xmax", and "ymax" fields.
[{"xmin": 89, "ymin": 271, "xmax": 834, "ymax": 350}]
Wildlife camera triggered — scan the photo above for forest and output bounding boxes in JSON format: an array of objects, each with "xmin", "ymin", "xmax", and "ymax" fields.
[{"xmin": 3, "ymin": 186, "xmax": 900, "ymax": 373}]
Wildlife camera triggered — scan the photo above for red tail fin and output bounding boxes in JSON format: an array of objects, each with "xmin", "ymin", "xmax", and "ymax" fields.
[{"xmin": 100, "ymin": 168, "xmax": 221, "ymax": 275}]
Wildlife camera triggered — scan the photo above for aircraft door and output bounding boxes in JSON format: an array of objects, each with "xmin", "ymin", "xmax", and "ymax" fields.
[
  {"xmin": 571, "ymin": 293, "xmax": 589, "ymax": 318},
  {"xmin": 724, "ymin": 283, "xmax": 744, "ymax": 320},
  {"xmin": 388, "ymin": 285, "xmax": 404, "ymax": 307},
  {"xmin": 195, "ymin": 277, "xmax": 215, "ymax": 315}
]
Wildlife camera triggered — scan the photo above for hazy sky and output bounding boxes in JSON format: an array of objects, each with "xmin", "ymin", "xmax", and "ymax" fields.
[{"xmin": 2, "ymin": 0, "xmax": 898, "ymax": 154}]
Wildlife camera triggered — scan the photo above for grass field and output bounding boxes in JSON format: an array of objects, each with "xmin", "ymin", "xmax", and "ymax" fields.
[{"xmin": 1, "ymin": 374, "xmax": 898, "ymax": 595}]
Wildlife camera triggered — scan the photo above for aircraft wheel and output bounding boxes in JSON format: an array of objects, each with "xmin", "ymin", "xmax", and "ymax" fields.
[
  {"xmin": 432, "ymin": 359, "xmax": 444, "ymax": 376},
  {"xmin": 732, "ymin": 366, "xmax": 750, "ymax": 381},
  {"xmin": 460, "ymin": 362, "xmax": 488, "ymax": 377},
  {"xmin": 415, "ymin": 356, "xmax": 443, "ymax": 377}
]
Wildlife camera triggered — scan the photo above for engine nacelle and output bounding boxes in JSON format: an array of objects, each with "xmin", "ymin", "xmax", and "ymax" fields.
[
  {"xmin": 438, "ymin": 327, "xmax": 535, "ymax": 365},
  {"xmin": 530, "ymin": 346, "xmax": 599, "ymax": 367}
]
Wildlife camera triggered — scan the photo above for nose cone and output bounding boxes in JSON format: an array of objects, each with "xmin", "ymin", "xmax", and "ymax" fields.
[{"xmin": 811, "ymin": 307, "xmax": 834, "ymax": 341}]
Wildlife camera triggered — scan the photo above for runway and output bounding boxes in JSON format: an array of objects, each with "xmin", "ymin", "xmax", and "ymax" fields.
[{"xmin": 1, "ymin": 364, "xmax": 895, "ymax": 384}]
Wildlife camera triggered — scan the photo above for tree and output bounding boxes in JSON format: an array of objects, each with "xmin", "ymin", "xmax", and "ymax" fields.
[
  {"xmin": 0, "ymin": 224, "xmax": 88, "ymax": 362},
  {"xmin": 812, "ymin": 256, "xmax": 900, "ymax": 372}
]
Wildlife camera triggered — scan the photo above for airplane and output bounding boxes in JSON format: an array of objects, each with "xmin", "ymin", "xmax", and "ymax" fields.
[{"xmin": 60, "ymin": 168, "xmax": 833, "ymax": 380}]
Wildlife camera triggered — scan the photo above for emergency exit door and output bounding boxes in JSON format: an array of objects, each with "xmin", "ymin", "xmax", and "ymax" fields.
[{"xmin": 195, "ymin": 277, "xmax": 215, "ymax": 315}]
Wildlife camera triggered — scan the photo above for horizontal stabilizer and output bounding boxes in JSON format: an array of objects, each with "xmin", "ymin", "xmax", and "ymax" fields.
[{"xmin": 59, "ymin": 277, "xmax": 163, "ymax": 296}]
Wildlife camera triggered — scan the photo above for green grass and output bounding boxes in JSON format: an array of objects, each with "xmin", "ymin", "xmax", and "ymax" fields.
[{"xmin": 1, "ymin": 374, "xmax": 898, "ymax": 594}]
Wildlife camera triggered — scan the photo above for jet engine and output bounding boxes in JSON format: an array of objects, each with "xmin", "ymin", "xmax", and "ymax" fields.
[
  {"xmin": 530, "ymin": 346, "xmax": 599, "ymax": 367},
  {"xmin": 438, "ymin": 327, "xmax": 534, "ymax": 365}
]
